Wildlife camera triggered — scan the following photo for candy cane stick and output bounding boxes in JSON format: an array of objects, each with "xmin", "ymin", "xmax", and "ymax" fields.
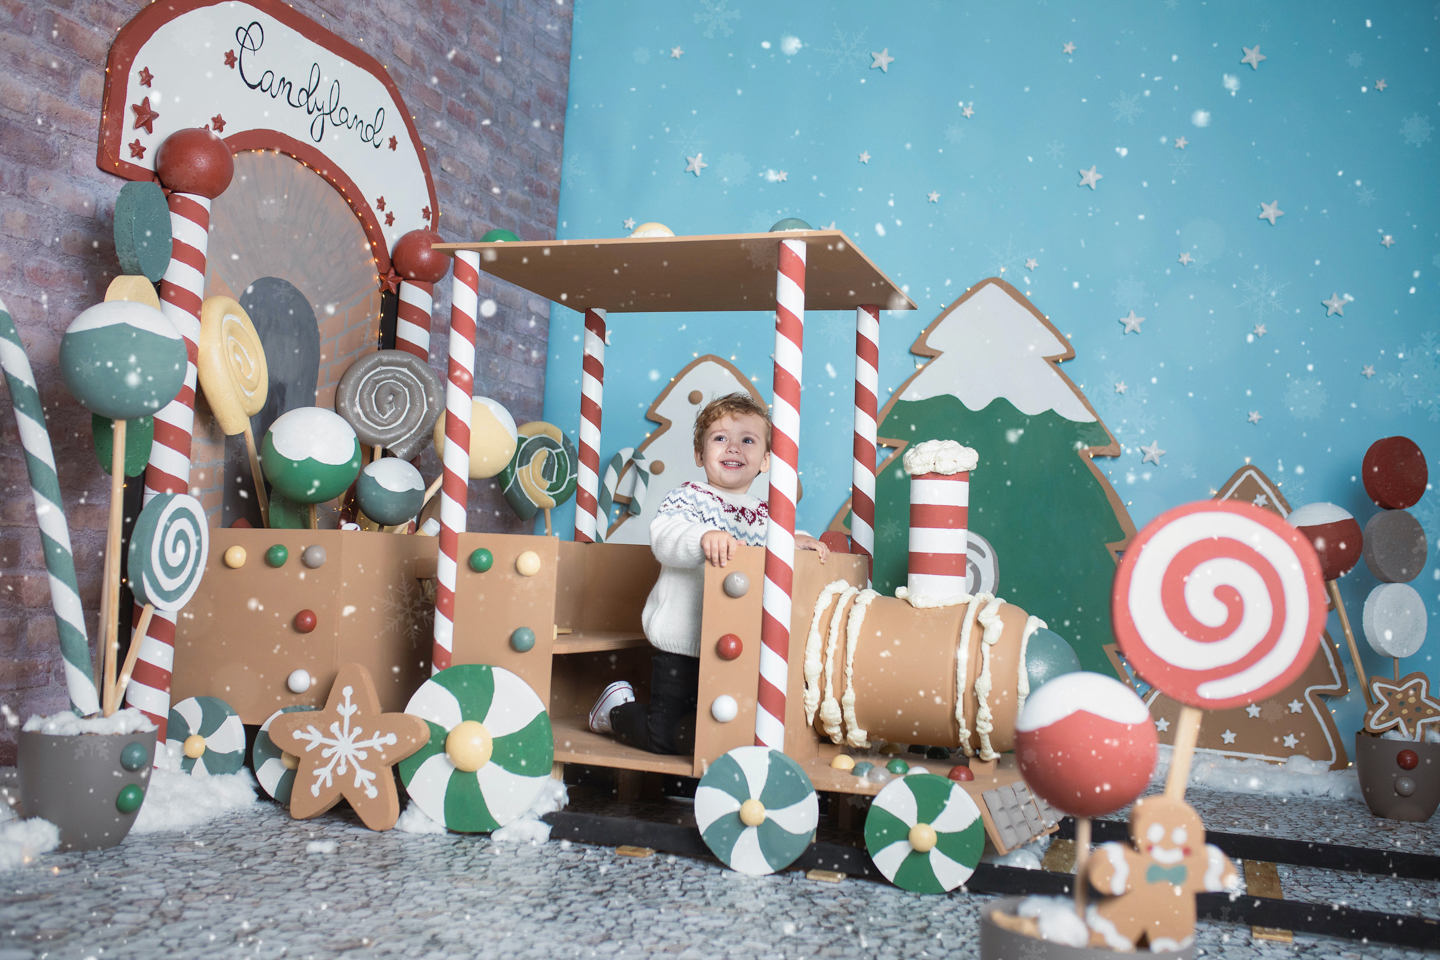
[
  {"xmin": 574, "ymin": 308, "xmax": 607, "ymax": 543},
  {"xmin": 756, "ymin": 238, "xmax": 806, "ymax": 749},
  {"xmin": 431, "ymin": 250, "xmax": 480, "ymax": 674},
  {"xmin": 851, "ymin": 304, "xmax": 880, "ymax": 571},
  {"xmin": 396, "ymin": 281, "xmax": 434, "ymax": 360},
  {"xmin": 0, "ymin": 300, "xmax": 99, "ymax": 716}
]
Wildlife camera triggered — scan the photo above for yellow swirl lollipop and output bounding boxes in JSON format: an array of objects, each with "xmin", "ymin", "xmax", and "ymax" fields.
[{"xmin": 198, "ymin": 296, "xmax": 270, "ymax": 524}]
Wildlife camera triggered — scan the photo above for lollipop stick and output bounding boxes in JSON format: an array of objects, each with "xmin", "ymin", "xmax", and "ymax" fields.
[
  {"xmin": 421, "ymin": 474, "xmax": 443, "ymax": 510},
  {"xmin": 242, "ymin": 424, "xmax": 270, "ymax": 528},
  {"xmin": 308, "ymin": 503, "xmax": 318, "ymax": 530},
  {"xmin": 544, "ymin": 508, "xmax": 552, "ymax": 537},
  {"xmin": 100, "ymin": 418, "xmax": 126, "ymax": 716},
  {"xmin": 1073, "ymin": 815, "xmax": 1091, "ymax": 917},
  {"xmin": 1394, "ymin": 658, "xmax": 1401, "ymax": 683},
  {"xmin": 109, "ymin": 603, "xmax": 154, "ymax": 716},
  {"xmin": 1325, "ymin": 579, "xmax": 1373, "ymax": 708},
  {"xmin": 1164, "ymin": 705, "xmax": 1203, "ymax": 800}
]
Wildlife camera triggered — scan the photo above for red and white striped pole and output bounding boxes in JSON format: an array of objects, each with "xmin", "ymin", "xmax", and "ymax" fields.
[
  {"xmin": 850, "ymin": 305, "xmax": 880, "ymax": 573},
  {"xmin": 125, "ymin": 130, "xmax": 232, "ymax": 751},
  {"xmin": 431, "ymin": 249, "xmax": 480, "ymax": 674},
  {"xmin": 756, "ymin": 238, "xmax": 806, "ymax": 748},
  {"xmin": 573, "ymin": 307, "xmax": 606, "ymax": 543},
  {"xmin": 391, "ymin": 229, "xmax": 450, "ymax": 362},
  {"xmin": 903, "ymin": 440, "xmax": 977, "ymax": 605}
]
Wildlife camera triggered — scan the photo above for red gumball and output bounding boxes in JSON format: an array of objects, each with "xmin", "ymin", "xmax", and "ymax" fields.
[
  {"xmin": 155, "ymin": 128, "xmax": 234, "ymax": 198},
  {"xmin": 1016, "ymin": 672, "xmax": 1158, "ymax": 818},
  {"xmin": 1286, "ymin": 502, "xmax": 1363, "ymax": 581},
  {"xmin": 391, "ymin": 229, "xmax": 450, "ymax": 283},
  {"xmin": 716, "ymin": 634, "xmax": 742, "ymax": 661},
  {"xmin": 293, "ymin": 610, "xmax": 317, "ymax": 634},
  {"xmin": 947, "ymin": 765, "xmax": 975, "ymax": 783},
  {"xmin": 1397, "ymin": 749, "xmax": 1419, "ymax": 771},
  {"xmin": 1363, "ymin": 437, "xmax": 1428, "ymax": 510}
]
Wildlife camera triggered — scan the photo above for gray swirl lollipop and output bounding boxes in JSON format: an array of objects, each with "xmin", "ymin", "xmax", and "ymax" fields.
[{"xmin": 335, "ymin": 350, "xmax": 443, "ymax": 461}]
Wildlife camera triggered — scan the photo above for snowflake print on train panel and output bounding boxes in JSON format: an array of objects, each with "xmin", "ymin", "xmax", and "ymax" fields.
[{"xmin": 266, "ymin": 663, "xmax": 429, "ymax": 831}]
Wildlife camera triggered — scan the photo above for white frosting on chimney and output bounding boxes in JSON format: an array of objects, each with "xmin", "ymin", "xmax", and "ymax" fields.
[{"xmin": 902, "ymin": 439, "xmax": 978, "ymax": 476}]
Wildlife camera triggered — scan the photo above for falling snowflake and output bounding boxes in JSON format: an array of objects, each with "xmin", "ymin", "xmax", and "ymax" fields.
[
  {"xmin": 814, "ymin": 24, "xmax": 870, "ymax": 78},
  {"xmin": 1356, "ymin": 186, "xmax": 1376, "ymax": 207},
  {"xmin": 986, "ymin": 236, "xmax": 1031, "ymax": 276},
  {"xmin": 1386, "ymin": 332, "xmax": 1440, "ymax": 421},
  {"xmin": 1283, "ymin": 377, "xmax": 1328, "ymax": 421},
  {"xmin": 1110, "ymin": 91, "xmax": 1144, "ymax": 124},
  {"xmin": 1346, "ymin": 52, "xmax": 1364, "ymax": 68},
  {"xmin": 1237, "ymin": 267, "xmax": 1289, "ymax": 320},
  {"xmin": 713, "ymin": 151, "xmax": 752, "ymax": 184},
  {"xmin": 1045, "ymin": 139, "xmax": 1066, "ymax": 160},
  {"xmin": 944, "ymin": 125, "xmax": 966, "ymax": 145},
  {"xmin": 1168, "ymin": 152, "xmax": 1193, "ymax": 180},
  {"xmin": 694, "ymin": 0, "xmax": 740, "ymax": 39},
  {"xmin": 1112, "ymin": 277, "xmax": 1148, "ymax": 312},
  {"xmin": 291, "ymin": 685, "xmax": 399, "ymax": 800},
  {"xmin": 1400, "ymin": 113, "xmax": 1434, "ymax": 147}
]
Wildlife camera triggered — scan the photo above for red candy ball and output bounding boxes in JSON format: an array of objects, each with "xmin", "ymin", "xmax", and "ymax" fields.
[
  {"xmin": 155, "ymin": 128, "xmax": 234, "ymax": 198},
  {"xmin": 716, "ymin": 634, "xmax": 743, "ymax": 661},
  {"xmin": 1363, "ymin": 437, "xmax": 1428, "ymax": 510},
  {"xmin": 1016, "ymin": 673, "xmax": 1157, "ymax": 818},
  {"xmin": 391, "ymin": 229, "xmax": 450, "ymax": 283},
  {"xmin": 1397, "ymin": 749, "xmax": 1419, "ymax": 771},
  {"xmin": 818, "ymin": 531, "xmax": 852, "ymax": 555},
  {"xmin": 947, "ymin": 765, "xmax": 975, "ymax": 782},
  {"xmin": 293, "ymin": 610, "xmax": 317, "ymax": 634},
  {"xmin": 1286, "ymin": 502, "xmax": 1363, "ymax": 581}
]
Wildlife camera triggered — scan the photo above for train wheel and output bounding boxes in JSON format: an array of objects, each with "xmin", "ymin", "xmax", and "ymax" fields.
[
  {"xmin": 167, "ymin": 696, "xmax": 246, "ymax": 776},
  {"xmin": 695, "ymin": 746, "xmax": 818, "ymax": 876},
  {"xmin": 865, "ymin": 773, "xmax": 984, "ymax": 893}
]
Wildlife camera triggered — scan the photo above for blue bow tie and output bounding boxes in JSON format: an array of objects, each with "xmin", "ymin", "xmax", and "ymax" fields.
[{"xmin": 1147, "ymin": 863, "xmax": 1188, "ymax": 886}]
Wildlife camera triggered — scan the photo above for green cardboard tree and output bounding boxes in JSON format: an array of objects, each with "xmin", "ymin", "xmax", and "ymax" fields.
[{"xmin": 830, "ymin": 278, "xmax": 1134, "ymax": 676}]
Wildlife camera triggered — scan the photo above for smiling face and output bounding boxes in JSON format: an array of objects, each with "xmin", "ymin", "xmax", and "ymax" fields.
[
  {"xmin": 695, "ymin": 412, "xmax": 771, "ymax": 495},
  {"xmin": 1130, "ymin": 796, "xmax": 1204, "ymax": 867}
]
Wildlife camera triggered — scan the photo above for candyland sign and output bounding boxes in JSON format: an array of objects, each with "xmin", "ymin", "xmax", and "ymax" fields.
[{"xmin": 98, "ymin": 0, "xmax": 438, "ymax": 271}]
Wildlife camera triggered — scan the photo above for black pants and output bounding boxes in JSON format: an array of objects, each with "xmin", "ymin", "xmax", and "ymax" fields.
[{"xmin": 610, "ymin": 651, "xmax": 699, "ymax": 756}]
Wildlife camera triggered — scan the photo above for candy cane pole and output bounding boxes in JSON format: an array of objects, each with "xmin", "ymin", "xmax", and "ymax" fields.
[
  {"xmin": 126, "ymin": 130, "xmax": 232, "ymax": 749},
  {"xmin": 0, "ymin": 300, "xmax": 99, "ymax": 716},
  {"xmin": 573, "ymin": 308, "xmax": 607, "ymax": 543},
  {"xmin": 851, "ymin": 305, "xmax": 880, "ymax": 572},
  {"xmin": 391, "ymin": 229, "xmax": 450, "ymax": 363},
  {"xmin": 757, "ymin": 238, "xmax": 806, "ymax": 748},
  {"xmin": 431, "ymin": 250, "xmax": 480, "ymax": 673},
  {"xmin": 904, "ymin": 441, "xmax": 975, "ymax": 606}
]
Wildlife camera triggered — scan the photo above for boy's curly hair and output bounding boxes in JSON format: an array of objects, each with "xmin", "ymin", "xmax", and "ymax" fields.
[{"xmin": 692, "ymin": 392, "xmax": 772, "ymax": 456}]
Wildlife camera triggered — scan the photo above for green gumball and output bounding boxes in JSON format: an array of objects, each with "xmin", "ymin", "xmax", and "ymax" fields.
[
  {"xmin": 1025, "ymin": 627, "xmax": 1082, "ymax": 692},
  {"xmin": 260, "ymin": 407, "xmax": 362, "ymax": 504}
]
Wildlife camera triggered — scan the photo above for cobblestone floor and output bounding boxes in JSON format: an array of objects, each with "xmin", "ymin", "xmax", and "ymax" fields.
[{"xmin": 0, "ymin": 787, "xmax": 1434, "ymax": 959}]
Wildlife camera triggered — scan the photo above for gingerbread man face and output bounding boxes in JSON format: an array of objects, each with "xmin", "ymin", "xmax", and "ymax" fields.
[{"xmin": 1130, "ymin": 796, "xmax": 1208, "ymax": 882}]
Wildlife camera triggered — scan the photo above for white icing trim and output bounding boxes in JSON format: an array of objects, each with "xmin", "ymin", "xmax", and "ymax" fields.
[
  {"xmin": 1203, "ymin": 844, "xmax": 1236, "ymax": 891},
  {"xmin": 842, "ymin": 589, "xmax": 879, "ymax": 749},
  {"xmin": 1100, "ymin": 841, "xmax": 1130, "ymax": 896},
  {"xmin": 803, "ymin": 580, "xmax": 852, "ymax": 726},
  {"xmin": 895, "ymin": 585, "xmax": 973, "ymax": 610},
  {"xmin": 820, "ymin": 586, "xmax": 859, "ymax": 743},
  {"xmin": 902, "ymin": 439, "xmax": 978, "ymax": 476},
  {"xmin": 1085, "ymin": 905, "xmax": 1135, "ymax": 953},
  {"xmin": 1015, "ymin": 615, "xmax": 1046, "ymax": 723},
  {"xmin": 953, "ymin": 592, "xmax": 992, "ymax": 757},
  {"xmin": 1149, "ymin": 937, "xmax": 1193, "ymax": 952},
  {"xmin": 973, "ymin": 595, "xmax": 1007, "ymax": 761}
]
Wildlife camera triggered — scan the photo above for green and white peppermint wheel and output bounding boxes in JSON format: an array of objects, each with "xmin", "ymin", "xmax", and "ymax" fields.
[
  {"xmin": 253, "ymin": 706, "xmax": 313, "ymax": 804},
  {"xmin": 695, "ymin": 746, "xmax": 818, "ymax": 876},
  {"xmin": 128, "ymin": 493, "xmax": 209, "ymax": 612},
  {"xmin": 399, "ymin": 664, "xmax": 553, "ymax": 832},
  {"xmin": 864, "ymin": 773, "xmax": 984, "ymax": 893},
  {"xmin": 166, "ymin": 696, "xmax": 245, "ymax": 777},
  {"xmin": 260, "ymin": 407, "xmax": 363, "ymax": 504},
  {"xmin": 499, "ymin": 421, "xmax": 579, "ymax": 521},
  {"xmin": 59, "ymin": 300, "xmax": 186, "ymax": 420}
]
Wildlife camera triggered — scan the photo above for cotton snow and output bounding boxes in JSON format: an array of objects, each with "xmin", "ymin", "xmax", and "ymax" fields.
[
  {"xmin": 131, "ymin": 760, "xmax": 258, "ymax": 834},
  {"xmin": 1150, "ymin": 744, "xmax": 1361, "ymax": 800},
  {"xmin": 492, "ymin": 778, "xmax": 568, "ymax": 844},
  {"xmin": 22, "ymin": 708, "xmax": 155, "ymax": 736},
  {"xmin": 395, "ymin": 803, "xmax": 447, "ymax": 835},
  {"xmin": 984, "ymin": 833, "xmax": 1051, "ymax": 870},
  {"xmin": 0, "ymin": 816, "xmax": 59, "ymax": 872},
  {"xmin": 1016, "ymin": 896, "xmax": 1089, "ymax": 947},
  {"xmin": 306, "ymin": 840, "xmax": 338, "ymax": 854}
]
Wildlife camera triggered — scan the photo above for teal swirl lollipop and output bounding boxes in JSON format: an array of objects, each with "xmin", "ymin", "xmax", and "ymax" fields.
[{"xmin": 128, "ymin": 493, "xmax": 210, "ymax": 613}]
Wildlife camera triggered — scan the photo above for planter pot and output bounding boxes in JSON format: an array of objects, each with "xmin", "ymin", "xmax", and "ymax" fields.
[
  {"xmin": 17, "ymin": 730, "xmax": 152, "ymax": 851},
  {"xmin": 981, "ymin": 897, "xmax": 1195, "ymax": 960},
  {"xmin": 1354, "ymin": 731, "xmax": 1440, "ymax": 823}
]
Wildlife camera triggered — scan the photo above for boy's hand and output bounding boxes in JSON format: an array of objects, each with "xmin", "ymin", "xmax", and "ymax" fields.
[
  {"xmin": 796, "ymin": 534, "xmax": 829, "ymax": 563},
  {"xmin": 701, "ymin": 529, "xmax": 739, "ymax": 567}
]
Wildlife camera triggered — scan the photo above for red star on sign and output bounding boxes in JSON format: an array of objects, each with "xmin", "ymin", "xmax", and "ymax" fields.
[
  {"xmin": 384, "ymin": 211, "xmax": 395, "ymax": 227},
  {"xmin": 128, "ymin": 139, "xmax": 146, "ymax": 159},
  {"xmin": 224, "ymin": 50, "xmax": 237, "ymax": 68},
  {"xmin": 421, "ymin": 205, "xmax": 432, "ymax": 223},
  {"xmin": 388, "ymin": 135, "xmax": 398, "ymax": 151},
  {"xmin": 210, "ymin": 114, "xmax": 226, "ymax": 133},
  {"xmin": 131, "ymin": 97, "xmax": 159, "ymax": 134},
  {"xmin": 375, "ymin": 196, "xmax": 386, "ymax": 211},
  {"xmin": 137, "ymin": 67, "xmax": 153, "ymax": 87},
  {"xmin": 380, "ymin": 268, "xmax": 402, "ymax": 294}
]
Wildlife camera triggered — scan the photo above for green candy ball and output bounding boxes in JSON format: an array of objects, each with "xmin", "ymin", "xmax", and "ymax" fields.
[
  {"xmin": 885, "ymin": 758, "xmax": 910, "ymax": 775},
  {"xmin": 59, "ymin": 300, "xmax": 186, "ymax": 420},
  {"xmin": 1025, "ymin": 628, "xmax": 1082, "ymax": 691},
  {"xmin": 265, "ymin": 544, "xmax": 289, "ymax": 567},
  {"xmin": 510, "ymin": 627, "xmax": 536, "ymax": 652},
  {"xmin": 469, "ymin": 548, "xmax": 494, "ymax": 573},
  {"xmin": 120, "ymin": 741, "xmax": 149, "ymax": 771},
  {"xmin": 356, "ymin": 459, "xmax": 425, "ymax": 526},
  {"xmin": 261, "ymin": 407, "xmax": 362, "ymax": 504},
  {"xmin": 115, "ymin": 783, "xmax": 145, "ymax": 814},
  {"xmin": 769, "ymin": 217, "xmax": 813, "ymax": 233},
  {"xmin": 480, "ymin": 228, "xmax": 521, "ymax": 243}
]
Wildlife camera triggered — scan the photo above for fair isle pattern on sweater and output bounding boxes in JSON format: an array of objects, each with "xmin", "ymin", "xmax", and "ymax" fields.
[{"xmin": 658, "ymin": 481, "xmax": 769, "ymax": 545}]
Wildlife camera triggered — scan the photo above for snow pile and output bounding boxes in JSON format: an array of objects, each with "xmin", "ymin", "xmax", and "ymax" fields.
[
  {"xmin": 22, "ymin": 708, "xmax": 155, "ymax": 736},
  {"xmin": 492, "ymin": 779, "xmax": 568, "ymax": 844},
  {"xmin": 984, "ymin": 832, "xmax": 1051, "ymax": 871},
  {"xmin": 1151, "ymin": 744, "xmax": 1361, "ymax": 800},
  {"xmin": 394, "ymin": 803, "xmax": 447, "ymax": 835},
  {"xmin": 0, "ymin": 804, "xmax": 58, "ymax": 872},
  {"xmin": 132, "ymin": 748, "xmax": 258, "ymax": 834},
  {"xmin": 1016, "ymin": 896, "xmax": 1088, "ymax": 947},
  {"xmin": 306, "ymin": 840, "xmax": 337, "ymax": 854}
]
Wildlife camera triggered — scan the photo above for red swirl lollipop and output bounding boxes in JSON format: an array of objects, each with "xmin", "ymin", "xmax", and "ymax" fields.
[
  {"xmin": 1113, "ymin": 500, "xmax": 1328, "ymax": 711},
  {"xmin": 1286, "ymin": 502, "xmax": 1363, "ymax": 581}
]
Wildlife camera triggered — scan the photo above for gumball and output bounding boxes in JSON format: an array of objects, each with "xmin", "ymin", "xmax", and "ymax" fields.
[
  {"xmin": 1024, "ymin": 627, "xmax": 1081, "ymax": 692},
  {"xmin": 391, "ymin": 229, "xmax": 450, "ymax": 283},
  {"xmin": 293, "ymin": 610, "xmax": 317, "ymax": 634},
  {"xmin": 59, "ymin": 300, "xmax": 186, "ymax": 420},
  {"xmin": 716, "ymin": 634, "xmax": 743, "ymax": 660},
  {"xmin": 261, "ymin": 407, "xmax": 363, "ymax": 504},
  {"xmin": 1397, "ymin": 749, "xmax": 1419, "ymax": 771},
  {"xmin": 947, "ymin": 765, "xmax": 974, "ymax": 783},
  {"xmin": 356, "ymin": 458, "xmax": 425, "ymax": 526},
  {"xmin": 155, "ymin": 127, "xmax": 234, "ymax": 198},
  {"xmin": 1286, "ymin": 502, "xmax": 1363, "ymax": 581},
  {"xmin": 433, "ymin": 397, "xmax": 518, "ymax": 479},
  {"xmin": 1015, "ymin": 672, "xmax": 1157, "ymax": 818},
  {"xmin": 1361, "ymin": 583, "xmax": 1427, "ymax": 659},
  {"xmin": 1362, "ymin": 437, "xmax": 1428, "ymax": 510}
]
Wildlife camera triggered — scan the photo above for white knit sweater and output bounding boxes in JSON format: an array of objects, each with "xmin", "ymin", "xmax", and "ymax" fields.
[{"xmin": 642, "ymin": 481, "xmax": 769, "ymax": 657}]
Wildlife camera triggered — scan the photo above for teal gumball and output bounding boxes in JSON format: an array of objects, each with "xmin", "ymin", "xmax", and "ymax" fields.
[
  {"xmin": 1025, "ymin": 628, "xmax": 1082, "ymax": 692},
  {"xmin": 260, "ymin": 407, "xmax": 362, "ymax": 504},
  {"xmin": 59, "ymin": 300, "xmax": 186, "ymax": 420}
]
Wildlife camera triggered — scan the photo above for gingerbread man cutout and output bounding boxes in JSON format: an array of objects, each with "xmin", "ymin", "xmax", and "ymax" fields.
[{"xmin": 1085, "ymin": 796, "xmax": 1238, "ymax": 952}]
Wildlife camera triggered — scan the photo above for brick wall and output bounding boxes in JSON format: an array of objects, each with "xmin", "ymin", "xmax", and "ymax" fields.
[{"xmin": 0, "ymin": 0, "xmax": 571, "ymax": 761}]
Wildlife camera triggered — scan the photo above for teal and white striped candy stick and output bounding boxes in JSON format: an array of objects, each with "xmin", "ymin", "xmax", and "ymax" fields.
[{"xmin": 0, "ymin": 298, "xmax": 99, "ymax": 716}]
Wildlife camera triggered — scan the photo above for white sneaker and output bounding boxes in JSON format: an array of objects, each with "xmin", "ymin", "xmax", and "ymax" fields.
[{"xmin": 589, "ymin": 681, "xmax": 635, "ymax": 735}]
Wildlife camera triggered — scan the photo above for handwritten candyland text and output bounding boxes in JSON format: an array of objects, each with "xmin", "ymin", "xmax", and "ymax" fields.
[{"xmin": 234, "ymin": 21, "xmax": 385, "ymax": 148}]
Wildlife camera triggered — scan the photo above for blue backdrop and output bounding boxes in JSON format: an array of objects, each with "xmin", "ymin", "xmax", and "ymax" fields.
[{"xmin": 542, "ymin": 0, "xmax": 1439, "ymax": 738}]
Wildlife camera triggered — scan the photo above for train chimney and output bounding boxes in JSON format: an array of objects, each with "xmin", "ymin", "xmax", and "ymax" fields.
[{"xmin": 902, "ymin": 440, "xmax": 978, "ymax": 605}]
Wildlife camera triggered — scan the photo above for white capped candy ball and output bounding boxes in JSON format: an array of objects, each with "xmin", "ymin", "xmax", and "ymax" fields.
[
  {"xmin": 1286, "ymin": 502, "xmax": 1363, "ymax": 581},
  {"xmin": 1015, "ymin": 672, "xmax": 1157, "ymax": 818},
  {"xmin": 629, "ymin": 222, "xmax": 674, "ymax": 238},
  {"xmin": 59, "ymin": 300, "xmax": 187, "ymax": 420},
  {"xmin": 433, "ymin": 396, "xmax": 519, "ymax": 479},
  {"xmin": 356, "ymin": 458, "xmax": 425, "ymax": 526},
  {"xmin": 1362, "ymin": 582, "xmax": 1427, "ymax": 659},
  {"xmin": 261, "ymin": 407, "xmax": 363, "ymax": 504}
]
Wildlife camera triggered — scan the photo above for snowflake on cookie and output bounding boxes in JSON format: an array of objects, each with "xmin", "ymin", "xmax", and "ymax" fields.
[{"xmin": 1086, "ymin": 796, "xmax": 1239, "ymax": 952}]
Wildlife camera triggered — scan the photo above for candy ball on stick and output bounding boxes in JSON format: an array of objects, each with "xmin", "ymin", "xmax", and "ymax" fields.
[
  {"xmin": 629, "ymin": 222, "xmax": 674, "ymax": 238},
  {"xmin": 59, "ymin": 300, "xmax": 186, "ymax": 420},
  {"xmin": 155, "ymin": 127, "xmax": 234, "ymax": 198},
  {"xmin": 1362, "ymin": 583, "xmax": 1427, "ymax": 659},
  {"xmin": 1015, "ymin": 672, "xmax": 1157, "ymax": 818},
  {"xmin": 261, "ymin": 407, "xmax": 362, "ymax": 504},
  {"xmin": 1362, "ymin": 436, "xmax": 1428, "ymax": 510},
  {"xmin": 357, "ymin": 458, "xmax": 425, "ymax": 526},
  {"xmin": 433, "ymin": 396, "xmax": 518, "ymax": 479},
  {"xmin": 1286, "ymin": 501, "xmax": 1363, "ymax": 582},
  {"xmin": 1023, "ymin": 627, "xmax": 1082, "ymax": 692},
  {"xmin": 335, "ymin": 350, "xmax": 443, "ymax": 461},
  {"xmin": 479, "ymin": 228, "xmax": 520, "ymax": 243},
  {"xmin": 391, "ymin": 229, "xmax": 450, "ymax": 283}
]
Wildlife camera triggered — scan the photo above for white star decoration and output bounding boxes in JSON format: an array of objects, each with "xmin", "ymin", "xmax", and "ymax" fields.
[
  {"xmin": 1025, "ymin": 258, "xmax": 1037, "ymax": 270},
  {"xmin": 1115, "ymin": 381, "xmax": 1127, "ymax": 394},
  {"xmin": 1252, "ymin": 493, "xmax": 1270, "ymax": 507},
  {"xmin": 670, "ymin": 46, "xmax": 684, "ymax": 59},
  {"xmin": 776, "ymin": 170, "xmax": 788, "ymax": 182},
  {"xmin": 1078, "ymin": 166, "xmax": 1103, "ymax": 189},
  {"xmin": 1246, "ymin": 704, "xmax": 1262, "ymax": 718},
  {"xmin": 1323, "ymin": 293, "xmax": 1346, "ymax": 316},
  {"xmin": 1248, "ymin": 410, "xmax": 1263, "ymax": 424},
  {"xmin": 1287, "ymin": 699, "xmax": 1304, "ymax": 714},
  {"xmin": 1174, "ymin": 136, "xmax": 1188, "ymax": 149},
  {"xmin": 1241, "ymin": 45, "xmax": 1267, "ymax": 69},
  {"xmin": 1140, "ymin": 440, "xmax": 1166, "ymax": 464},
  {"xmin": 1063, "ymin": 42, "xmax": 1076, "ymax": 54},
  {"xmin": 1381, "ymin": 235, "xmax": 1395, "ymax": 247},
  {"xmin": 1362, "ymin": 365, "xmax": 1376, "ymax": 378},
  {"xmin": 1155, "ymin": 717, "xmax": 1170, "ymax": 732},
  {"xmin": 927, "ymin": 191, "xmax": 940, "ymax": 203},
  {"xmin": 1258, "ymin": 200, "xmax": 1284, "ymax": 225},
  {"xmin": 623, "ymin": 217, "xmax": 636, "ymax": 230},
  {"xmin": 961, "ymin": 103, "xmax": 975, "ymax": 118},
  {"xmin": 685, "ymin": 153, "xmax": 708, "ymax": 176},
  {"xmin": 1178, "ymin": 252, "xmax": 1193, "ymax": 265},
  {"xmin": 870, "ymin": 48, "xmax": 894, "ymax": 72},
  {"xmin": 858, "ymin": 150, "xmax": 871, "ymax": 164},
  {"xmin": 1119, "ymin": 310, "xmax": 1145, "ymax": 334},
  {"xmin": 1221, "ymin": 729, "xmax": 1238, "ymax": 744},
  {"xmin": 1253, "ymin": 324, "xmax": 1267, "ymax": 337},
  {"xmin": 1376, "ymin": 79, "xmax": 1387, "ymax": 91},
  {"xmin": 1283, "ymin": 734, "xmax": 1299, "ymax": 749}
]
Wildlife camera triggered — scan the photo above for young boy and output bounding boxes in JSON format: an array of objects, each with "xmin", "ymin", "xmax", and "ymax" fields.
[{"xmin": 588, "ymin": 393, "xmax": 828, "ymax": 755}]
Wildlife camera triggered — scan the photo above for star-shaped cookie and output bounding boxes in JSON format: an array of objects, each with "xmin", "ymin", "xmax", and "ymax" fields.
[
  {"xmin": 268, "ymin": 663, "xmax": 429, "ymax": 831},
  {"xmin": 1364, "ymin": 671, "xmax": 1440, "ymax": 740}
]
